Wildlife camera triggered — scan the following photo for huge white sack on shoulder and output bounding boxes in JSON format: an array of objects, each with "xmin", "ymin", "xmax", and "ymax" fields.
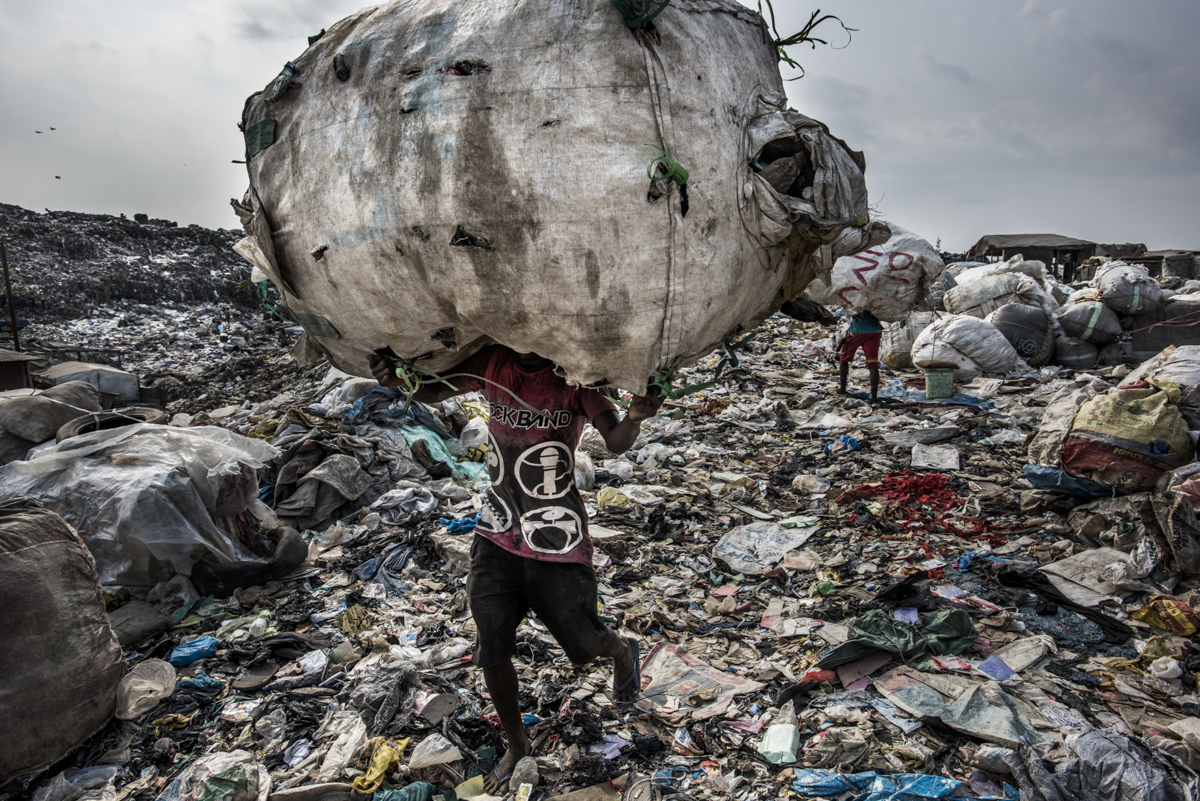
[
  {"xmin": 912, "ymin": 314, "xmax": 1019, "ymax": 380},
  {"xmin": 236, "ymin": 0, "xmax": 880, "ymax": 393},
  {"xmin": 806, "ymin": 224, "xmax": 944, "ymax": 322}
]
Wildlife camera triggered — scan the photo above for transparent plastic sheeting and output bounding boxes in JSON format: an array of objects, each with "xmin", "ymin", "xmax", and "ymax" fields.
[{"xmin": 0, "ymin": 423, "xmax": 279, "ymax": 591}]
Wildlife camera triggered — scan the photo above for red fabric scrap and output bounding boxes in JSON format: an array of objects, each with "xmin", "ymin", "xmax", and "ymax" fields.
[{"xmin": 850, "ymin": 469, "xmax": 1020, "ymax": 545}]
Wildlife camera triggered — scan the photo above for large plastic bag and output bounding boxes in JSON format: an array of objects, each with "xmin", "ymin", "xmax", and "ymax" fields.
[
  {"xmin": 805, "ymin": 224, "xmax": 945, "ymax": 322},
  {"xmin": 911, "ymin": 315, "xmax": 1021, "ymax": 380},
  {"xmin": 1026, "ymin": 378, "xmax": 1110, "ymax": 466},
  {"xmin": 0, "ymin": 431, "xmax": 37, "ymax": 466},
  {"xmin": 0, "ymin": 381, "xmax": 101, "ymax": 443},
  {"xmin": 1126, "ymin": 298, "xmax": 1200, "ymax": 360},
  {"xmin": 880, "ymin": 312, "xmax": 936, "ymax": 370},
  {"xmin": 1004, "ymin": 728, "xmax": 1198, "ymax": 801},
  {"xmin": 0, "ymin": 498, "xmax": 124, "ymax": 780},
  {"xmin": 1062, "ymin": 385, "xmax": 1194, "ymax": 493},
  {"xmin": 1097, "ymin": 262, "xmax": 1167, "ymax": 315},
  {"xmin": 236, "ymin": 0, "xmax": 880, "ymax": 393},
  {"xmin": 987, "ymin": 303, "xmax": 1054, "ymax": 366},
  {"xmin": 992, "ymin": 256, "xmax": 1049, "ymax": 285},
  {"xmin": 1123, "ymin": 345, "xmax": 1200, "ymax": 428},
  {"xmin": 944, "ymin": 273, "xmax": 1042, "ymax": 319},
  {"xmin": 1058, "ymin": 300, "xmax": 1122, "ymax": 344},
  {"xmin": 1053, "ymin": 333, "xmax": 1099, "ymax": 370},
  {"xmin": 115, "ymin": 659, "xmax": 176, "ymax": 720},
  {"xmin": 0, "ymin": 424, "xmax": 280, "ymax": 591}
]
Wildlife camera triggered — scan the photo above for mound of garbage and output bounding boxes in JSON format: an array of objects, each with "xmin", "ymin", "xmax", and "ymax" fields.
[
  {"xmin": 0, "ymin": 203, "xmax": 256, "ymax": 319},
  {"xmin": 7, "ymin": 289, "xmax": 1200, "ymax": 800}
]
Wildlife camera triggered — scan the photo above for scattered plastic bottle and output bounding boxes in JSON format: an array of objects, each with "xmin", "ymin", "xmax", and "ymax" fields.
[{"xmin": 248, "ymin": 611, "xmax": 271, "ymax": 638}]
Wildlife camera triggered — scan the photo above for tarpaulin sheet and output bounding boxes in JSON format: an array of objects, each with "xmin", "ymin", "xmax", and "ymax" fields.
[
  {"xmin": 814, "ymin": 608, "xmax": 978, "ymax": 669},
  {"xmin": 873, "ymin": 666, "xmax": 1058, "ymax": 748}
]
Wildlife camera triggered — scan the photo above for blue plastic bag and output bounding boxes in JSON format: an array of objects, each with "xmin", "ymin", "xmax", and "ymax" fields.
[
  {"xmin": 440, "ymin": 511, "xmax": 480, "ymax": 533},
  {"xmin": 824, "ymin": 435, "xmax": 860, "ymax": 455},
  {"xmin": 792, "ymin": 769, "xmax": 877, "ymax": 796},
  {"xmin": 861, "ymin": 773, "xmax": 961, "ymax": 801},
  {"xmin": 168, "ymin": 635, "xmax": 219, "ymax": 667},
  {"xmin": 174, "ymin": 673, "xmax": 224, "ymax": 695}
]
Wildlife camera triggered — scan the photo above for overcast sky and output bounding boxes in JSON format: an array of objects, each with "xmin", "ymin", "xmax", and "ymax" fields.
[{"xmin": 1, "ymin": 0, "xmax": 1196, "ymax": 252}]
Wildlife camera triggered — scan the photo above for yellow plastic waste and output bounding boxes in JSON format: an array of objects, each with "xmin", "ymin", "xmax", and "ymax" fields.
[
  {"xmin": 351, "ymin": 736, "xmax": 409, "ymax": 794},
  {"xmin": 462, "ymin": 401, "xmax": 490, "ymax": 422},
  {"xmin": 597, "ymin": 487, "xmax": 630, "ymax": 510}
]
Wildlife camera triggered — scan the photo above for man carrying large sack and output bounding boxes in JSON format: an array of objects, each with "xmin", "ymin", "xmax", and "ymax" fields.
[{"xmin": 371, "ymin": 347, "xmax": 662, "ymax": 793}]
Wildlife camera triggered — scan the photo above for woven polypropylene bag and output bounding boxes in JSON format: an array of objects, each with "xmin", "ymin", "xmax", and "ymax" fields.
[
  {"xmin": 0, "ymin": 498, "xmax": 123, "ymax": 779},
  {"xmin": 237, "ymin": 0, "xmax": 877, "ymax": 392}
]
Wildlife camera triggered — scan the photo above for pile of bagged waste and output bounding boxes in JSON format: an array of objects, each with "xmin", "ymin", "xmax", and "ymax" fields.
[{"xmin": 879, "ymin": 254, "xmax": 1200, "ymax": 377}]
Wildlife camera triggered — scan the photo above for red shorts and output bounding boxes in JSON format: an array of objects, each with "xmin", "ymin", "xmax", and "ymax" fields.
[{"xmin": 840, "ymin": 333, "xmax": 881, "ymax": 366}]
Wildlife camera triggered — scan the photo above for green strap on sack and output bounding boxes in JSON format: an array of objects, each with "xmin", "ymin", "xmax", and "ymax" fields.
[
  {"xmin": 646, "ymin": 332, "xmax": 756, "ymax": 400},
  {"xmin": 259, "ymin": 280, "xmax": 295, "ymax": 324},
  {"xmin": 1081, "ymin": 303, "xmax": 1102, "ymax": 341}
]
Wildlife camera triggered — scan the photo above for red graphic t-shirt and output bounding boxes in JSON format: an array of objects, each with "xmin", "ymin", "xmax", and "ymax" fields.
[{"xmin": 455, "ymin": 346, "xmax": 616, "ymax": 565}]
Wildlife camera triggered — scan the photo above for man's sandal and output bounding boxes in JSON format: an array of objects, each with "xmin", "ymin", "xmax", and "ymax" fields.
[{"xmin": 488, "ymin": 765, "xmax": 512, "ymax": 793}]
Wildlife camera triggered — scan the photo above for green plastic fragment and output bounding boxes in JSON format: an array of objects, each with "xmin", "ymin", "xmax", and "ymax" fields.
[
  {"xmin": 294, "ymin": 313, "xmax": 340, "ymax": 340},
  {"xmin": 244, "ymin": 119, "xmax": 277, "ymax": 159}
]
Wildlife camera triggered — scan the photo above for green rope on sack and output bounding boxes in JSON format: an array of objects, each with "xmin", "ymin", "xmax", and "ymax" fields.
[
  {"xmin": 609, "ymin": 0, "xmax": 671, "ymax": 30},
  {"xmin": 646, "ymin": 138, "xmax": 689, "ymax": 187},
  {"xmin": 388, "ymin": 360, "xmax": 544, "ymax": 416},
  {"xmin": 391, "ymin": 359, "xmax": 461, "ymax": 415},
  {"xmin": 259, "ymin": 280, "xmax": 296, "ymax": 324},
  {"xmin": 645, "ymin": 332, "xmax": 756, "ymax": 400}
]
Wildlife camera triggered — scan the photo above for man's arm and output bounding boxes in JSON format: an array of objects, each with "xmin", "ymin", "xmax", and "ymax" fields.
[
  {"xmin": 591, "ymin": 389, "xmax": 663, "ymax": 455},
  {"xmin": 368, "ymin": 353, "xmax": 465, "ymax": 404}
]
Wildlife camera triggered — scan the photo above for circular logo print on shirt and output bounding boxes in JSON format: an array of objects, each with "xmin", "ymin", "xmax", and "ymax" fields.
[
  {"xmin": 514, "ymin": 441, "xmax": 575, "ymax": 500},
  {"xmin": 486, "ymin": 430, "xmax": 504, "ymax": 485},
  {"xmin": 519, "ymin": 506, "xmax": 584, "ymax": 555},
  {"xmin": 475, "ymin": 490, "xmax": 513, "ymax": 534}
]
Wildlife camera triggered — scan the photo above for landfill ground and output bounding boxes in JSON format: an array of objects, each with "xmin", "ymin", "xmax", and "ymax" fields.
[{"xmin": 5, "ymin": 206, "xmax": 1200, "ymax": 801}]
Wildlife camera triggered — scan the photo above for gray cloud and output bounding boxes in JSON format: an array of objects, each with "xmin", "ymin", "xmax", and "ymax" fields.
[
  {"xmin": 236, "ymin": 18, "xmax": 274, "ymax": 41},
  {"xmin": 914, "ymin": 49, "xmax": 974, "ymax": 85}
]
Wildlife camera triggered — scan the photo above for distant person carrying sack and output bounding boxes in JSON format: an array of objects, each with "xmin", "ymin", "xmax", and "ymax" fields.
[
  {"xmin": 370, "ymin": 346, "xmax": 662, "ymax": 794},
  {"xmin": 838, "ymin": 311, "xmax": 884, "ymax": 402}
]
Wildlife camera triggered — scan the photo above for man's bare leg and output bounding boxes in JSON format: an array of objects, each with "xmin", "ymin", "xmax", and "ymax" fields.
[
  {"xmin": 869, "ymin": 365, "xmax": 880, "ymax": 402},
  {"xmin": 482, "ymin": 659, "xmax": 531, "ymax": 794},
  {"xmin": 838, "ymin": 359, "xmax": 849, "ymax": 394},
  {"xmin": 599, "ymin": 628, "xmax": 636, "ymax": 701},
  {"xmin": 482, "ymin": 631, "xmax": 633, "ymax": 793}
]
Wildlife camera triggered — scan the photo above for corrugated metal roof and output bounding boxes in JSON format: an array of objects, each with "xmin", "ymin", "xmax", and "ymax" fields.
[
  {"xmin": 0, "ymin": 349, "xmax": 37, "ymax": 364},
  {"xmin": 970, "ymin": 234, "xmax": 1096, "ymax": 254}
]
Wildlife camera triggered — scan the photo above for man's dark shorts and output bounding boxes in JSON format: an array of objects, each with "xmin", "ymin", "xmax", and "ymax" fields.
[{"xmin": 467, "ymin": 535, "xmax": 608, "ymax": 668}]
